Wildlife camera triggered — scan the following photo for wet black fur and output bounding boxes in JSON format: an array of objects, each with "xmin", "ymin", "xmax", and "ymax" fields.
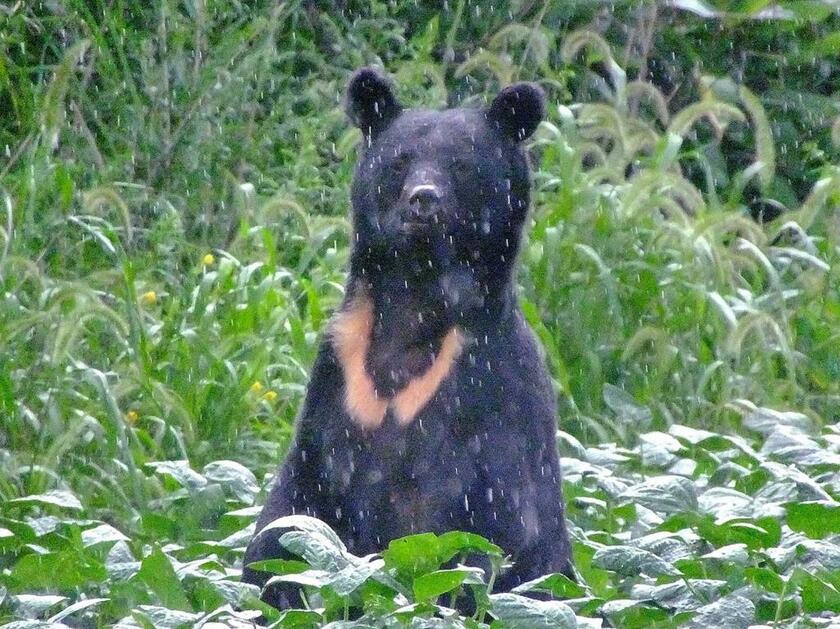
[{"xmin": 243, "ymin": 67, "xmax": 573, "ymax": 609}]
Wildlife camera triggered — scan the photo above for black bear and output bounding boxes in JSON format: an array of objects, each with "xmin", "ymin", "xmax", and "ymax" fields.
[{"xmin": 243, "ymin": 67, "xmax": 573, "ymax": 608}]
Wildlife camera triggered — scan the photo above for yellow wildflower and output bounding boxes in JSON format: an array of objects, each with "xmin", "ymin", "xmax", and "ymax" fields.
[
  {"xmin": 141, "ymin": 291, "xmax": 157, "ymax": 306},
  {"xmin": 263, "ymin": 390, "xmax": 278, "ymax": 402},
  {"xmin": 202, "ymin": 253, "xmax": 215, "ymax": 266},
  {"xmin": 249, "ymin": 381, "xmax": 264, "ymax": 395},
  {"xmin": 126, "ymin": 410, "xmax": 139, "ymax": 424}
]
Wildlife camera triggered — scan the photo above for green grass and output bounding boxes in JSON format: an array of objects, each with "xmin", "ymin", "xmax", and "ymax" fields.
[{"xmin": 1, "ymin": 1, "xmax": 840, "ymax": 627}]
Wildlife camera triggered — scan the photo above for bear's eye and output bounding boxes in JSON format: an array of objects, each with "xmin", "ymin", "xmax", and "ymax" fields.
[
  {"xmin": 375, "ymin": 154, "xmax": 411, "ymax": 210},
  {"xmin": 384, "ymin": 154, "xmax": 411, "ymax": 181}
]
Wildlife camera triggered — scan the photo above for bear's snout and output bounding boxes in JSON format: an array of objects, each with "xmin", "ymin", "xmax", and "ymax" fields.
[
  {"xmin": 397, "ymin": 164, "xmax": 448, "ymax": 228},
  {"xmin": 408, "ymin": 184, "xmax": 441, "ymax": 214}
]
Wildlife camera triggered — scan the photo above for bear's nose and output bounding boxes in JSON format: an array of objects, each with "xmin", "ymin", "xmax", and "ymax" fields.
[{"xmin": 408, "ymin": 185, "xmax": 441, "ymax": 213}]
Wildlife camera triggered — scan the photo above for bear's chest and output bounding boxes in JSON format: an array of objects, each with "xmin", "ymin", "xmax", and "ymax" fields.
[{"xmin": 321, "ymin": 411, "xmax": 484, "ymax": 545}]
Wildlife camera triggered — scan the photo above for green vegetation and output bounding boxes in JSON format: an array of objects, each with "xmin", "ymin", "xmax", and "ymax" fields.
[{"xmin": 1, "ymin": 1, "xmax": 839, "ymax": 627}]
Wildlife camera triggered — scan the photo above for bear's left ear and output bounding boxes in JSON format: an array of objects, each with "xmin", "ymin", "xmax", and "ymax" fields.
[
  {"xmin": 486, "ymin": 82, "xmax": 545, "ymax": 142},
  {"xmin": 346, "ymin": 67, "xmax": 402, "ymax": 141}
]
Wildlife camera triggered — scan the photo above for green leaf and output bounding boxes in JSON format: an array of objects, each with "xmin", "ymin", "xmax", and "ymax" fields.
[
  {"xmin": 128, "ymin": 605, "xmax": 200, "ymax": 628},
  {"xmin": 327, "ymin": 557, "xmax": 386, "ymax": 596},
  {"xmin": 13, "ymin": 594, "xmax": 67, "ymax": 618},
  {"xmin": 696, "ymin": 515, "xmax": 781, "ymax": 550},
  {"xmin": 436, "ymin": 531, "xmax": 503, "ymax": 558},
  {"xmin": 413, "ymin": 569, "xmax": 471, "ymax": 601},
  {"xmin": 603, "ymin": 384, "xmax": 653, "ymax": 428},
  {"xmin": 687, "ymin": 594, "xmax": 755, "ymax": 628},
  {"xmin": 593, "ymin": 545, "xmax": 681, "ymax": 577},
  {"xmin": 786, "ymin": 501, "xmax": 840, "ymax": 538},
  {"xmin": 744, "ymin": 567, "xmax": 784, "ymax": 594},
  {"xmin": 599, "ymin": 598, "xmax": 674, "ymax": 625},
  {"xmin": 701, "ymin": 543, "xmax": 749, "ymax": 565},
  {"xmin": 794, "ymin": 568, "xmax": 840, "ymax": 613},
  {"xmin": 80, "ymin": 524, "xmax": 129, "ymax": 548},
  {"xmin": 383, "ymin": 533, "xmax": 444, "ymax": 578},
  {"xmin": 202, "ymin": 460, "xmax": 259, "ymax": 503},
  {"xmin": 489, "ymin": 593, "xmax": 576, "ymax": 629},
  {"xmin": 48, "ymin": 598, "xmax": 109, "ymax": 624},
  {"xmin": 6, "ymin": 491, "xmax": 84, "ymax": 512},
  {"xmin": 145, "ymin": 460, "xmax": 207, "ymax": 492},
  {"xmin": 513, "ymin": 573, "xmax": 586, "ymax": 598},
  {"xmin": 632, "ymin": 579, "xmax": 726, "ymax": 614},
  {"xmin": 245, "ymin": 558, "xmax": 309, "ymax": 575},
  {"xmin": 619, "ymin": 476, "xmax": 698, "ymax": 515},
  {"xmin": 136, "ymin": 547, "xmax": 192, "ymax": 611},
  {"xmin": 11, "ymin": 552, "xmax": 107, "ymax": 590},
  {"xmin": 383, "ymin": 530, "xmax": 501, "ymax": 581},
  {"xmin": 265, "ymin": 515, "xmax": 351, "ymax": 571}
]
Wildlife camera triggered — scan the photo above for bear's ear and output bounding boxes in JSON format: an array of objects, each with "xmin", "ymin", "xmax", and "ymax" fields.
[
  {"xmin": 486, "ymin": 82, "xmax": 545, "ymax": 142},
  {"xmin": 346, "ymin": 67, "xmax": 402, "ymax": 140}
]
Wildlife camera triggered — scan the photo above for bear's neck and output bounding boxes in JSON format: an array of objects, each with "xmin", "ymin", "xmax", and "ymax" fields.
[{"xmin": 344, "ymin": 268, "xmax": 515, "ymax": 398}]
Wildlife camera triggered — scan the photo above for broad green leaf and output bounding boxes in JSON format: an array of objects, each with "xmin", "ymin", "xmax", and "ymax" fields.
[
  {"xmin": 603, "ymin": 384, "xmax": 652, "ymax": 428},
  {"xmin": 513, "ymin": 573, "xmax": 586, "ymax": 598},
  {"xmin": 489, "ymin": 593, "xmax": 576, "ymax": 629},
  {"xmin": 80, "ymin": 524, "xmax": 128, "ymax": 547},
  {"xmin": 145, "ymin": 460, "xmax": 207, "ymax": 491},
  {"xmin": 105, "ymin": 541, "xmax": 140, "ymax": 581},
  {"xmin": 48, "ymin": 598, "xmax": 109, "ymax": 623},
  {"xmin": 593, "ymin": 545, "xmax": 681, "ymax": 577},
  {"xmin": 413, "ymin": 569, "xmax": 471, "ymax": 601},
  {"xmin": 127, "ymin": 605, "xmax": 200, "ymax": 628},
  {"xmin": 786, "ymin": 501, "xmax": 840, "ymax": 538},
  {"xmin": 619, "ymin": 475, "xmax": 698, "ymax": 515},
  {"xmin": 6, "ymin": 491, "xmax": 83, "ymax": 512},
  {"xmin": 383, "ymin": 530, "xmax": 501, "ymax": 580},
  {"xmin": 633, "ymin": 532, "xmax": 698, "ymax": 564},
  {"xmin": 744, "ymin": 567, "xmax": 784, "ymax": 594},
  {"xmin": 136, "ymin": 547, "xmax": 192, "ymax": 611},
  {"xmin": 599, "ymin": 599, "xmax": 673, "ymax": 625},
  {"xmin": 246, "ymin": 558, "xmax": 309, "ymax": 575},
  {"xmin": 698, "ymin": 488, "xmax": 753, "ymax": 519},
  {"xmin": 202, "ymin": 460, "xmax": 259, "ymax": 503},
  {"xmin": 701, "ymin": 543, "xmax": 749, "ymax": 565},
  {"xmin": 631, "ymin": 579, "xmax": 725, "ymax": 613},
  {"xmin": 384, "ymin": 533, "xmax": 445, "ymax": 578},
  {"xmin": 262, "ymin": 515, "xmax": 350, "ymax": 571},
  {"xmin": 11, "ymin": 552, "xmax": 106, "ymax": 590},
  {"xmin": 328, "ymin": 557, "xmax": 386, "ymax": 596},
  {"xmin": 13, "ymin": 594, "xmax": 67, "ymax": 618},
  {"xmin": 794, "ymin": 568, "xmax": 840, "ymax": 613},
  {"xmin": 687, "ymin": 594, "xmax": 755, "ymax": 628}
]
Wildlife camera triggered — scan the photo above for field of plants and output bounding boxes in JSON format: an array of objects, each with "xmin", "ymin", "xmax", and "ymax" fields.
[{"xmin": 1, "ymin": 1, "xmax": 840, "ymax": 627}]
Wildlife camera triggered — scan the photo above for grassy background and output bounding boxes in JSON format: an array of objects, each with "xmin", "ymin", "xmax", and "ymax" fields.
[{"xmin": 1, "ymin": 1, "xmax": 840, "ymax": 627}]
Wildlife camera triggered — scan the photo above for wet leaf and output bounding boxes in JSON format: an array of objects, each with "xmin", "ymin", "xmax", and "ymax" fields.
[
  {"xmin": 413, "ymin": 569, "xmax": 471, "ymax": 602},
  {"xmin": 6, "ymin": 491, "xmax": 83, "ymax": 512},
  {"xmin": 136, "ymin": 547, "xmax": 191, "ymax": 611},
  {"xmin": 592, "ymin": 545, "xmax": 681, "ymax": 577},
  {"xmin": 687, "ymin": 594, "xmax": 755, "ymax": 628},
  {"xmin": 489, "ymin": 593, "xmax": 576, "ymax": 629},
  {"xmin": 786, "ymin": 501, "xmax": 840, "ymax": 538},
  {"xmin": 619, "ymin": 475, "xmax": 698, "ymax": 515}
]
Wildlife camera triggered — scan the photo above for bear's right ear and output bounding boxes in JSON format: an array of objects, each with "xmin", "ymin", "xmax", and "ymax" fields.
[
  {"xmin": 487, "ymin": 82, "xmax": 545, "ymax": 142},
  {"xmin": 346, "ymin": 67, "xmax": 402, "ymax": 141}
]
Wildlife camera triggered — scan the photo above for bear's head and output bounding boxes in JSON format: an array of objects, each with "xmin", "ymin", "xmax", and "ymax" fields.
[{"xmin": 345, "ymin": 67, "xmax": 544, "ymax": 311}]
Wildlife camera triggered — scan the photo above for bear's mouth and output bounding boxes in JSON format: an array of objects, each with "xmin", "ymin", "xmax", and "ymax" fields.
[{"xmin": 400, "ymin": 220, "xmax": 428, "ymax": 235}]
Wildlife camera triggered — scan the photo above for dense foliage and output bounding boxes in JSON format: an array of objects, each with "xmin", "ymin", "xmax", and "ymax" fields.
[{"xmin": 1, "ymin": 1, "xmax": 839, "ymax": 627}]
